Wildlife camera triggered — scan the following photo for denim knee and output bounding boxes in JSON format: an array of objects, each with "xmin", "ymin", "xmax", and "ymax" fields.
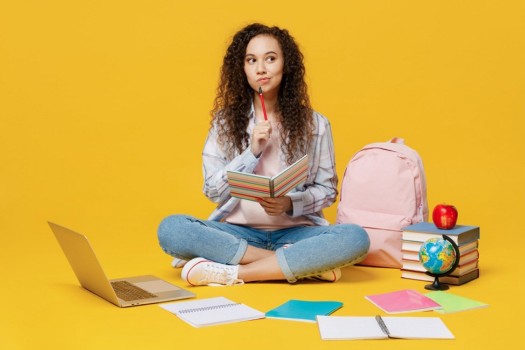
[
  {"xmin": 338, "ymin": 223, "xmax": 370, "ymax": 258},
  {"xmin": 157, "ymin": 214, "xmax": 190, "ymax": 252}
]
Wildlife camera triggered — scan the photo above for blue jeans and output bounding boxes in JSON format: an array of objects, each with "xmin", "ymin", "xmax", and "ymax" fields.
[{"xmin": 157, "ymin": 214, "xmax": 370, "ymax": 283}]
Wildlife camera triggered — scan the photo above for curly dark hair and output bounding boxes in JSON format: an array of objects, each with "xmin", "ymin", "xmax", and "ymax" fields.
[{"xmin": 211, "ymin": 23, "xmax": 314, "ymax": 164}]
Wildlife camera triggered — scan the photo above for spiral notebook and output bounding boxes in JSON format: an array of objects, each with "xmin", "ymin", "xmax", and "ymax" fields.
[
  {"xmin": 160, "ymin": 296, "xmax": 265, "ymax": 327},
  {"xmin": 317, "ymin": 315, "xmax": 455, "ymax": 340}
]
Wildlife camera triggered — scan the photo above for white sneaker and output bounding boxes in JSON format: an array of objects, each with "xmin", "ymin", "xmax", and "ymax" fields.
[
  {"xmin": 181, "ymin": 257, "xmax": 244, "ymax": 286},
  {"xmin": 307, "ymin": 268, "xmax": 342, "ymax": 282},
  {"xmin": 171, "ymin": 258, "xmax": 188, "ymax": 268}
]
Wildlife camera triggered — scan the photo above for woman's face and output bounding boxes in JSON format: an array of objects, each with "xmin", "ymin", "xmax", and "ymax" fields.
[{"xmin": 244, "ymin": 34, "xmax": 284, "ymax": 96}]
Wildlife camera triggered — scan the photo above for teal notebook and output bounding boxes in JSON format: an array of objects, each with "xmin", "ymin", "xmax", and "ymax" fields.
[{"xmin": 266, "ymin": 300, "xmax": 343, "ymax": 323}]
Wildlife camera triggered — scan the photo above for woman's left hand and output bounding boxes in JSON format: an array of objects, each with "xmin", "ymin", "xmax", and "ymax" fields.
[{"xmin": 257, "ymin": 196, "xmax": 292, "ymax": 216}]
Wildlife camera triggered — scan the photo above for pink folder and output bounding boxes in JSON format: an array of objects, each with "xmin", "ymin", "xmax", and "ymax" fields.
[{"xmin": 365, "ymin": 289, "xmax": 442, "ymax": 314}]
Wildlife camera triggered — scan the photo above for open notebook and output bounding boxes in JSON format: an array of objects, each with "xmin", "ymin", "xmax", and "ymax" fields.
[
  {"xmin": 227, "ymin": 154, "xmax": 308, "ymax": 201},
  {"xmin": 160, "ymin": 296, "xmax": 265, "ymax": 327},
  {"xmin": 317, "ymin": 315, "xmax": 455, "ymax": 340}
]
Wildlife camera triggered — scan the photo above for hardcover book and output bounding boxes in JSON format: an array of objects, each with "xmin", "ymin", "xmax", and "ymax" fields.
[
  {"xmin": 402, "ymin": 248, "xmax": 479, "ymax": 266},
  {"xmin": 401, "ymin": 268, "xmax": 480, "ymax": 285},
  {"xmin": 401, "ymin": 259, "xmax": 478, "ymax": 276},
  {"xmin": 402, "ymin": 240, "xmax": 478, "ymax": 255},
  {"xmin": 227, "ymin": 154, "xmax": 308, "ymax": 201},
  {"xmin": 402, "ymin": 222, "xmax": 480, "ymax": 245}
]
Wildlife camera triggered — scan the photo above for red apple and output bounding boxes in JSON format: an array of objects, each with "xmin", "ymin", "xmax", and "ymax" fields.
[{"xmin": 432, "ymin": 204, "xmax": 458, "ymax": 229}]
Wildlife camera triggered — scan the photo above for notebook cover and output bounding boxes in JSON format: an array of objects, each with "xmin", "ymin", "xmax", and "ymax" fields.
[
  {"xmin": 266, "ymin": 299, "xmax": 343, "ymax": 322},
  {"xmin": 365, "ymin": 289, "xmax": 442, "ymax": 314},
  {"xmin": 425, "ymin": 291, "xmax": 488, "ymax": 313}
]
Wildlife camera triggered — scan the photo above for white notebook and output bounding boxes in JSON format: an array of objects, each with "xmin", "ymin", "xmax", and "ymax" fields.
[
  {"xmin": 317, "ymin": 315, "xmax": 455, "ymax": 340},
  {"xmin": 160, "ymin": 296, "xmax": 265, "ymax": 327}
]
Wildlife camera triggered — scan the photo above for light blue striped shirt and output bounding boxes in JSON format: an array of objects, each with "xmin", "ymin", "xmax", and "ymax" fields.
[{"xmin": 202, "ymin": 108, "xmax": 338, "ymax": 226}]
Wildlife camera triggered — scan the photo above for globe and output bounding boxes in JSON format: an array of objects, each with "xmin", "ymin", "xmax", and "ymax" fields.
[{"xmin": 418, "ymin": 237, "xmax": 457, "ymax": 275}]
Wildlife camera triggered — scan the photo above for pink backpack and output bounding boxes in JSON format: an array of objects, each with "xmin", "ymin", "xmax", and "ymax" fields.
[{"xmin": 336, "ymin": 138, "xmax": 428, "ymax": 268}]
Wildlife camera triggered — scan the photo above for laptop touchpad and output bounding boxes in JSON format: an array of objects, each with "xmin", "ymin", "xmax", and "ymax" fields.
[{"xmin": 134, "ymin": 280, "xmax": 179, "ymax": 293}]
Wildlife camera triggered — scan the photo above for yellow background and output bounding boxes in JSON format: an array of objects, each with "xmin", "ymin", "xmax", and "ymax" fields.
[{"xmin": 1, "ymin": 1, "xmax": 524, "ymax": 349}]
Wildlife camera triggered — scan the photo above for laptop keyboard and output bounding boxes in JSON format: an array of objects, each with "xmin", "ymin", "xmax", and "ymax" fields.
[{"xmin": 111, "ymin": 280, "xmax": 158, "ymax": 301}]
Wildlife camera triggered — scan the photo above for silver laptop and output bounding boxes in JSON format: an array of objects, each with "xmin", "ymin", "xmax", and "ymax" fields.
[{"xmin": 48, "ymin": 221, "xmax": 195, "ymax": 307}]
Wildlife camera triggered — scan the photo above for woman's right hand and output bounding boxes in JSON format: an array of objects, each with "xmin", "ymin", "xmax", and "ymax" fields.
[{"xmin": 251, "ymin": 121, "xmax": 272, "ymax": 157}]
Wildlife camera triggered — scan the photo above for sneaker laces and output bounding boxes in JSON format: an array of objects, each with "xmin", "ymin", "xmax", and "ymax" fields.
[{"xmin": 200, "ymin": 263, "xmax": 244, "ymax": 287}]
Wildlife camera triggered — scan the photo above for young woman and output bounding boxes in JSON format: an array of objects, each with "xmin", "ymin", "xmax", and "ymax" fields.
[{"xmin": 157, "ymin": 23, "xmax": 369, "ymax": 286}]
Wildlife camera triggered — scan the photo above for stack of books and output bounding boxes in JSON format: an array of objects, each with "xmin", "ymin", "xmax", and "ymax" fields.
[{"xmin": 400, "ymin": 222, "xmax": 480, "ymax": 285}]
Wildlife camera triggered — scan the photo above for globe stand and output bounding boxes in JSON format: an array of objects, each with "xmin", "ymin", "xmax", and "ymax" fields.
[
  {"xmin": 424, "ymin": 235, "xmax": 460, "ymax": 291},
  {"xmin": 426, "ymin": 275, "xmax": 450, "ymax": 291}
]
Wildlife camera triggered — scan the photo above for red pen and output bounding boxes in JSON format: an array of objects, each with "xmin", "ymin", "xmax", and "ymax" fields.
[{"xmin": 258, "ymin": 86, "xmax": 268, "ymax": 121}]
